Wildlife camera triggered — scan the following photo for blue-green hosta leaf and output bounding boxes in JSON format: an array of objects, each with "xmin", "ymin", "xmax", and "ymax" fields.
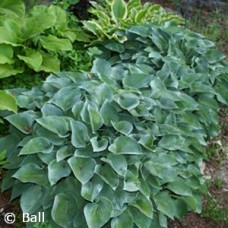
[
  {"xmin": 123, "ymin": 73, "xmax": 152, "ymax": 89},
  {"xmin": 104, "ymin": 40, "xmax": 124, "ymax": 53},
  {"xmin": 72, "ymin": 101, "xmax": 84, "ymax": 119},
  {"xmin": 197, "ymin": 94, "xmax": 219, "ymax": 110},
  {"xmin": 158, "ymin": 135, "xmax": 186, "ymax": 150},
  {"xmin": 5, "ymin": 112, "xmax": 34, "ymax": 134},
  {"xmin": 68, "ymin": 157, "xmax": 96, "ymax": 184},
  {"xmin": 36, "ymin": 116, "xmax": 69, "ymax": 138},
  {"xmin": 11, "ymin": 182, "xmax": 32, "ymax": 201},
  {"xmin": 17, "ymin": 49, "xmax": 42, "ymax": 71},
  {"xmin": 70, "ymin": 120, "xmax": 89, "ymax": 148},
  {"xmin": 177, "ymin": 93, "xmax": 199, "ymax": 111},
  {"xmin": 139, "ymin": 179, "xmax": 150, "ymax": 198},
  {"xmin": 56, "ymin": 146, "xmax": 74, "ymax": 162},
  {"xmin": 41, "ymin": 103, "xmax": 63, "ymax": 117},
  {"xmin": 13, "ymin": 163, "xmax": 48, "ymax": 186},
  {"xmin": 95, "ymin": 164, "xmax": 119, "ymax": 190},
  {"xmin": 111, "ymin": 121, "xmax": 133, "ymax": 135},
  {"xmin": 38, "ymin": 151, "xmax": 56, "ymax": 165},
  {"xmin": 81, "ymin": 175, "xmax": 104, "ymax": 202},
  {"xmin": 109, "ymin": 136, "xmax": 143, "ymax": 155},
  {"xmin": 123, "ymin": 170, "xmax": 141, "ymax": 192},
  {"xmin": 100, "ymin": 100, "xmax": 119, "ymax": 126},
  {"xmin": 80, "ymin": 101, "xmax": 90, "ymax": 123},
  {"xmin": 19, "ymin": 137, "xmax": 53, "ymax": 155},
  {"xmin": 39, "ymin": 35, "xmax": 72, "ymax": 51},
  {"xmin": 173, "ymin": 199, "xmax": 188, "ymax": 219},
  {"xmin": 51, "ymin": 86, "xmax": 81, "ymax": 111},
  {"xmin": 144, "ymin": 161, "xmax": 178, "ymax": 182},
  {"xmin": 84, "ymin": 197, "xmax": 113, "ymax": 228},
  {"xmin": 51, "ymin": 193, "xmax": 77, "ymax": 228},
  {"xmin": 167, "ymin": 178, "xmax": 193, "ymax": 196},
  {"xmin": 116, "ymin": 92, "xmax": 140, "ymax": 111},
  {"xmin": 111, "ymin": 209, "xmax": 133, "ymax": 228},
  {"xmin": 35, "ymin": 126, "xmax": 65, "ymax": 146},
  {"xmin": 150, "ymin": 77, "xmax": 167, "ymax": 97},
  {"xmin": 94, "ymin": 83, "xmax": 113, "ymax": 104},
  {"xmin": 182, "ymin": 194, "xmax": 202, "ymax": 213},
  {"xmin": 158, "ymin": 212, "xmax": 167, "ymax": 228},
  {"xmin": 153, "ymin": 153, "xmax": 178, "ymax": 166},
  {"xmin": 215, "ymin": 79, "xmax": 228, "ymax": 104},
  {"xmin": 16, "ymin": 95, "xmax": 34, "ymax": 109},
  {"xmin": 101, "ymin": 153, "xmax": 128, "ymax": 177},
  {"xmin": 0, "ymin": 90, "xmax": 17, "ymax": 113},
  {"xmin": 48, "ymin": 160, "xmax": 71, "ymax": 186},
  {"xmin": 20, "ymin": 185, "xmax": 43, "ymax": 214},
  {"xmin": 74, "ymin": 145, "xmax": 94, "ymax": 158},
  {"xmin": 130, "ymin": 193, "xmax": 153, "ymax": 219},
  {"xmin": 111, "ymin": 0, "xmax": 127, "ymax": 20},
  {"xmin": 130, "ymin": 207, "xmax": 152, "ymax": 228},
  {"xmin": 1, "ymin": 169, "xmax": 15, "ymax": 192},
  {"xmin": 90, "ymin": 137, "xmax": 108, "ymax": 152},
  {"xmin": 154, "ymin": 192, "xmax": 175, "ymax": 219},
  {"xmin": 138, "ymin": 135, "xmax": 154, "ymax": 151},
  {"xmin": 88, "ymin": 105, "xmax": 104, "ymax": 132},
  {"xmin": 127, "ymin": 26, "xmax": 150, "ymax": 37},
  {"xmin": 0, "ymin": 44, "xmax": 14, "ymax": 64},
  {"xmin": 91, "ymin": 58, "xmax": 112, "ymax": 77}
]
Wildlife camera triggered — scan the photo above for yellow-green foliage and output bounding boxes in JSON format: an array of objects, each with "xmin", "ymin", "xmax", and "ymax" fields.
[{"xmin": 0, "ymin": 0, "xmax": 76, "ymax": 79}]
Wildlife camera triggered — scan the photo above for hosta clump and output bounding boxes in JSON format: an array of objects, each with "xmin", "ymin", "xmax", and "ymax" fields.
[
  {"xmin": 82, "ymin": 0, "xmax": 183, "ymax": 43},
  {"xmin": 1, "ymin": 25, "xmax": 228, "ymax": 228},
  {"xmin": 0, "ymin": 0, "xmax": 90, "ymax": 79}
]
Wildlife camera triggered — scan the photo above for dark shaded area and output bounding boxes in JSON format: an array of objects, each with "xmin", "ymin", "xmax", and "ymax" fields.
[{"xmin": 69, "ymin": 0, "xmax": 94, "ymax": 19}]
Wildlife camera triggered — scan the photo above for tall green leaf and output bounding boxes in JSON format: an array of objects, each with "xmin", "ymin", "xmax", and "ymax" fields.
[
  {"xmin": 0, "ymin": 0, "xmax": 25, "ymax": 17},
  {"xmin": 0, "ymin": 90, "xmax": 17, "ymax": 113},
  {"xmin": 39, "ymin": 35, "xmax": 72, "ymax": 51}
]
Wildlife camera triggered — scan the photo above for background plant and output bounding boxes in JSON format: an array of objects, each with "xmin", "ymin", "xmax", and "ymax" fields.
[
  {"xmin": 1, "ymin": 22, "xmax": 227, "ymax": 227},
  {"xmin": 0, "ymin": 0, "xmax": 91, "ymax": 82},
  {"xmin": 82, "ymin": 0, "xmax": 184, "ymax": 43}
]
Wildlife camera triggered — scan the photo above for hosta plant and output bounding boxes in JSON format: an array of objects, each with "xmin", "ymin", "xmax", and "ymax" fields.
[
  {"xmin": 82, "ymin": 0, "xmax": 184, "ymax": 43},
  {"xmin": 1, "ymin": 24, "xmax": 228, "ymax": 228},
  {"xmin": 0, "ymin": 0, "xmax": 89, "ymax": 79}
]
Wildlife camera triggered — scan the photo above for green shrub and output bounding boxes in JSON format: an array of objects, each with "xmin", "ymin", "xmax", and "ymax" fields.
[
  {"xmin": 1, "ymin": 24, "xmax": 228, "ymax": 227},
  {"xmin": 82, "ymin": 0, "xmax": 184, "ymax": 43},
  {"xmin": 0, "ymin": 0, "xmax": 90, "ymax": 80}
]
